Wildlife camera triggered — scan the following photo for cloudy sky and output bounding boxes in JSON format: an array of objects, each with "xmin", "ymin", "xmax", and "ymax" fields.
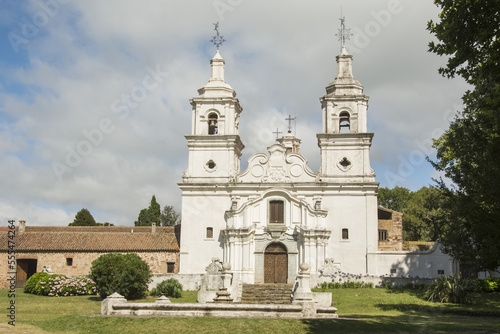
[{"xmin": 0, "ymin": 0, "xmax": 468, "ymax": 226}]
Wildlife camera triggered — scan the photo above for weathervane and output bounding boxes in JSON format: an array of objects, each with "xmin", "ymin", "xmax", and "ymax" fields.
[
  {"xmin": 273, "ymin": 128, "xmax": 282, "ymax": 140},
  {"xmin": 335, "ymin": 10, "xmax": 353, "ymax": 51},
  {"xmin": 285, "ymin": 115, "xmax": 296, "ymax": 134},
  {"xmin": 210, "ymin": 22, "xmax": 226, "ymax": 50}
]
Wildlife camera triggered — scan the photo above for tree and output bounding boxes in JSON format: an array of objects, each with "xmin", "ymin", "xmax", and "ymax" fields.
[
  {"xmin": 159, "ymin": 205, "xmax": 181, "ymax": 226},
  {"xmin": 403, "ymin": 187, "xmax": 450, "ymax": 242},
  {"xmin": 69, "ymin": 208, "xmax": 97, "ymax": 226},
  {"xmin": 377, "ymin": 186, "xmax": 412, "ymax": 213},
  {"xmin": 428, "ymin": 0, "xmax": 500, "ymax": 271},
  {"xmin": 134, "ymin": 195, "xmax": 161, "ymax": 226}
]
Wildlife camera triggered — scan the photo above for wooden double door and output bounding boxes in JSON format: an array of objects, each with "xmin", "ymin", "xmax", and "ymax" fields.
[{"xmin": 264, "ymin": 243, "xmax": 288, "ymax": 284}]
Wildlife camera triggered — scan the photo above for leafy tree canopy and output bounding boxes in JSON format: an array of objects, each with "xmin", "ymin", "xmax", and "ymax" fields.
[
  {"xmin": 403, "ymin": 187, "xmax": 450, "ymax": 242},
  {"xmin": 378, "ymin": 186, "xmax": 412, "ymax": 213},
  {"xmin": 160, "ymin": 205, "xmax": 181, "ymax": 226},
  {"xmin": 69, "ymin": 208, "xmax": 97, "ymax": 226},
  {"xmin": 134, "ymin": 195, "xmax": 179, "ymax": 226},
  {"xmin": 428, "ymin": 0, "xmax": 500, "ymax": 272}
]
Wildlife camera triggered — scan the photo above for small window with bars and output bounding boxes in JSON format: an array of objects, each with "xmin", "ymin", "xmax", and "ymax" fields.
[
  {"xmin": 341, "ymin": 228, "xmax": 349, "ymax": 240},
  {"xmin": 206, "ymin": 227, "xmax": 214, "ymax": 239},
  {"xmin": 66, "ymin": 258, "xmax": 73, "ymax": 266},
  {"xmin": 378, "ymin": 229, "xmax": 388, "ymax": 241},
  {"xmin": 167, "ymin": 262, "xmax": 175, "ymax": 273}
]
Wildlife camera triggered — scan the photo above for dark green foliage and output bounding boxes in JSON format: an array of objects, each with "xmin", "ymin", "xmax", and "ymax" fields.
[
  {"xmin": 425, "ymin": 274, "xmax": 477, "ymax": 304},
  {"xmin": 476, "ymin": 277, "xmax": 500, "ymax": 293},
  {"xmin": 428, "ymin": 0, "xmax": 500, "ymax": 271},
  {"xmin": 89, "ymin": 252, "xmax": 152, "ymax": 300},
  {"xmin": 403, "ymin": 187, "xmax": 450, "ymax": 242},
  {"xmin": 134, "ymin": 195, "xmax": 161, "ymax": 226},
  {"xmin": 69, "ymin": 208, "xmax": 98, "ymax": 226},
  {"xmin": 160, "ymin": 205, "xmax": 181, "ymax": 226},
  {"xmin": 24, "ymin": 272, "xmax": 51, "ymax": 295},
  {"xmin": 151, "ymin": 278, "xmax": 183, "ymax": 298},
  {"xmin": 378, "ymin": 186, "xmax": 412, "ymax": 213}
]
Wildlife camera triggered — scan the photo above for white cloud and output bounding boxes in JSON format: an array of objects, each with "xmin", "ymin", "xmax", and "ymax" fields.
[{"xmin": 0, "ymin": 0, "xmax": 467, "ymax": 226}]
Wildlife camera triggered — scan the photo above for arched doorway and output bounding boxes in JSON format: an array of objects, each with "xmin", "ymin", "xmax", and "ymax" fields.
[{"xmin": 264, "ymin": 242, "xmax": 288, "ymax": 283}]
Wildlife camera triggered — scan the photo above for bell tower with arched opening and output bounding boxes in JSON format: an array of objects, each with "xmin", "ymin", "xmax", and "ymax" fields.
[
  {"xmin": 317, "ymin": 45, "xmax": 375, "ymax": 182},
  {"xmin": 183, "ymin": 50, "xmax": 244, "ymax": 183}
]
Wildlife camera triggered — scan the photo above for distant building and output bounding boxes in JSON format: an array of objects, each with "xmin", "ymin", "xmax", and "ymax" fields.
[{"xmin": 0, "ymin": 221, "xmax": 179, "ymax": 288}]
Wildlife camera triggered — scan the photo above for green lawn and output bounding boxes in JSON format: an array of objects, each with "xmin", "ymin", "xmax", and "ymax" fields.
[{"xmin": 2, "ymin": 288, "xmax": 499, "ymax": 333}]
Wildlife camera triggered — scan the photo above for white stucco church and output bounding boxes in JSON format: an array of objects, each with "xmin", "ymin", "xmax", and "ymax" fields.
[{"xmin": 178, "ymin": 29, "xmax": 454, "ymax": 285}]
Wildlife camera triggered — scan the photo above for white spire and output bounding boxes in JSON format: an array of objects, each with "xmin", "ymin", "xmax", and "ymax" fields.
[{"xmin": 197, "ymin": 50, "xmax": 235, "ymax": 98}]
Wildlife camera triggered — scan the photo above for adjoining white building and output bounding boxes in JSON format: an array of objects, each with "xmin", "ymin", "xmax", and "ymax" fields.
[{"xmin": 178, "ymin": 41, "xmax": 455, "ymax": 285}]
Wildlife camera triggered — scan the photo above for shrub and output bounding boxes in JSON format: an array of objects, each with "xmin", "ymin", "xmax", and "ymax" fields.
[
  {"xmin": 151, "ymin": 278, "xmax": 183, "ymax": 298},
  {"xmin": 476, "ymin": 277, "xmax": 500, "ymax": 293},
  {"xmin": 89, "ymin": 252, "xmax": 152, "ymax": 300},
  {"xmin": 24, "ymin": 272, "xmax": 51, "ymax": 295},
  {"xmin": 425, "ymin": 274, "xmax": 477, "ymax": 304}
]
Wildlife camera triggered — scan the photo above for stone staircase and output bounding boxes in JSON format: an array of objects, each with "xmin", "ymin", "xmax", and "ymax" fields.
[{"xmin": 240, "ymin": 284, "xmax": 293, "ymax": 304}]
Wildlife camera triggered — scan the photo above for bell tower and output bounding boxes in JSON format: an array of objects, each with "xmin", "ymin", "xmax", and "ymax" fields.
[
  {"xmin": 317, "ymin": 19, "xmax": 375, "ymax": 183},
  {"xmin": 183, "ymin": 47, "xmax": 244, "ymax": 183}
]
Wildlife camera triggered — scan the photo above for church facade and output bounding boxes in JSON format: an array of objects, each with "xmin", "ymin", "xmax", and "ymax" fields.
[{"xmin": 178, "ymin": 45, "xmax": 454, "ymax": 284}]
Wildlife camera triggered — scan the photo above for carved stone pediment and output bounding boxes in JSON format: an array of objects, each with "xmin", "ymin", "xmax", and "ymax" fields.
[
  {"xmin": 319, "ymin": 258, "xmax": 341, "ymax": 276},
  {"xmin": 237, "ymin": 143, "xmax": 317, "ymax": 183}
]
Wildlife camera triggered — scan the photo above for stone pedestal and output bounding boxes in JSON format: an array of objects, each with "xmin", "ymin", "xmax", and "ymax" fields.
[
  {"xmin": 213, "ymin": 262, "xmax": 234, "ymax": 303},
  {"xmin": 101, "ymin": 292, "xmax": 127, "ymax": 315},
  {"xmin": 292, "ymin": 263, "xmax": 314, "ymax": 304}
]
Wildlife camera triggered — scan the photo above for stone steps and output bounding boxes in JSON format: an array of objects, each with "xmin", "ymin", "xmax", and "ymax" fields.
[{"xmin": 240, "ymin": 284, "xmax": 293, "ymax": 304}]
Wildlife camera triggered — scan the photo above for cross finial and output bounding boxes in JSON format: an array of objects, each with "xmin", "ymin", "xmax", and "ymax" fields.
[
  {"xmin": 285, "ymin": 115, "xmax": 296, "ymax": 134},
  {"xmin": 210, "ymin": 22, "xmax": 226, "ymax": 50},
  {"xmin": 335, "ymin": 11, "xmax": 353, "ymax": 51},
  {"xmin": 273, "ymin": 128, "xmax": 282, "ymax": 140}
]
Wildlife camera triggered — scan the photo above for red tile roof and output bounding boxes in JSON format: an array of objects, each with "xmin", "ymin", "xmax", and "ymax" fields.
[{"xmin": 0, "ymin": 226, "xmax": 179, "ymax": 252}]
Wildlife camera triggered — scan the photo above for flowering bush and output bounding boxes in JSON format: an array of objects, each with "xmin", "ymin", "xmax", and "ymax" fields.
[
  {"xmin": 24, "ymin": 273, "xmax": 97, "ymax": 297},
  {"xmin": 44, "ymin": 276, "xmax": 97, "ymax": 297}
]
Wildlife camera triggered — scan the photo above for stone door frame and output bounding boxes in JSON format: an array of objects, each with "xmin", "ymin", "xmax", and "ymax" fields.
[{"xmin": 254, "ymin": 235, "xmax": 298, "ymax": 284}]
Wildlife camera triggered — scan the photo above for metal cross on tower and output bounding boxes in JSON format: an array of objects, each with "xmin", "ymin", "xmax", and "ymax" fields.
[
  {"xmin": 285, "ymin": 115, "xmax": 296, "ymax": 134},
  {"xmin": 273, "ymin": 128, "xmax": 282, "ymax": 140},
  {"xmin": 210, "ymin": 22, "xmax": 226, "ymax": 50},
  {"xmin": 335, "ymin": 13, "xmax": 353, "ymax": 51}
]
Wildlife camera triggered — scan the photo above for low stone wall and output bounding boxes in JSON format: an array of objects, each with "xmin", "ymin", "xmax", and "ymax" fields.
[
  {"xmin": 312, "ymin": 274, "xmax": 434, "ymax": 288},
  {"xmin": 101, "ymin": 293, "xmax": 338, "ymax": 319},
  {"xmin": 150, "ymin": 274, "xmax": 204, "ymax": 291}
]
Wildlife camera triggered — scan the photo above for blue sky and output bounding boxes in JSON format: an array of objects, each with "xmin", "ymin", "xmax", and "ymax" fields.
[{"xmin": 0, "ymin": 0, "xmax": 468, "ymax": 226}]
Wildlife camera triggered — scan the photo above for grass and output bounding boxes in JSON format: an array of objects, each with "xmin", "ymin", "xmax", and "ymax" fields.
[{"xmin": 2, "ymin": 288, "xmax": 500, "ymax": 333}]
